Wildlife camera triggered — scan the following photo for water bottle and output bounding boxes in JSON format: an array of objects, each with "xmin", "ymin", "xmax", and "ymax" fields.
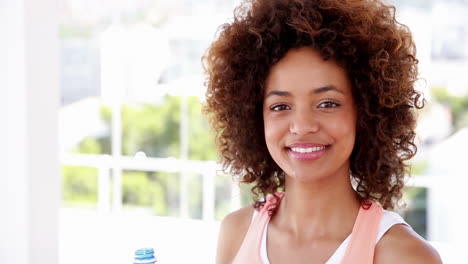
[{"xmin": 133, "ymin": 248, "xmax": 157, "ymax": 264}]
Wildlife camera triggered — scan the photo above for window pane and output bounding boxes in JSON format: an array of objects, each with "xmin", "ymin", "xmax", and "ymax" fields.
[
  {"xmin": 121, "ymin": 100, "xmax": 180, "ymax": 158},
  {"xmin": 122, "ymin": 170, "xmax": 179, "ymax": 216},
  {"xmin": 121, "ymin": 96, "xmax": 217, "ymax": 160},
  {"xmin": 59, "ymin": 28, "xmax": 111, "ymax": 155},
  {"xmin": 61, "ymin": 165, "xmax": 99, "ymax": 209},
  {"xmin": 215, "ymin": 173, "xmax": 232, "ymax": 221}
]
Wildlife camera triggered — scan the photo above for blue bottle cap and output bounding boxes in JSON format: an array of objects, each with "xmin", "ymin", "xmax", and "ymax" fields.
[{"xmin": 134, "ymin": 248, "xmax": 157, "ymax": 263}]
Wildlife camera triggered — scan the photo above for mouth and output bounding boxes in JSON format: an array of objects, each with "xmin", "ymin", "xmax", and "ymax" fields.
[{"xmin": 285, "ymin": 144, "xmax": 330, "ymax": 160}]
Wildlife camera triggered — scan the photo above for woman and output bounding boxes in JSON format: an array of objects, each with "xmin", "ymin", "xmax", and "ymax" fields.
[{"xmin": 203, "ymin": 0, "xmax": 442, "ymax": 263}]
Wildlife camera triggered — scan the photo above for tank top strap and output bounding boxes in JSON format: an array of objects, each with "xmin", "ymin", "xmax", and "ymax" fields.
[
  {"xmin": 260, "ymin": 192, "xmax": 285, "ymax": 214},
  {"xmin": 341, "ymin": 200, "xmax": 383, "ymax": 264},
  {"xmin": 232, "ymin": 193, "xmax": 285, "ymax": 264}
]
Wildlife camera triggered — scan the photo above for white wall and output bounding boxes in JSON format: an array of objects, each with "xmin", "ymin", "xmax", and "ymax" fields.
[{"xmin": 0, "ymin": 0, "xmax": 60, "ymax": 263}]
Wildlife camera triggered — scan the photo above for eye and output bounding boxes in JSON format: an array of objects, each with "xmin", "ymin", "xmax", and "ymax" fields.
[
  {"xmin": 270, "ymin": 104, "xmax": 290, "ymax": 111},
  {"xmin": 318, "ymin": 101, "xmax": 340, "ymax": 108}
]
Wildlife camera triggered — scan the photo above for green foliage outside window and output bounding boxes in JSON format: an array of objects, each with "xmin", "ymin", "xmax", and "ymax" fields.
[
  {"xmin": 431, "ymin": 86, "xmax": 468, "ymax": 130},
  {"xmin": 62, "ymin": 165, "xmax": 98, "ymax": 208},
  {"xmin": 402, "ymin": 187, "xmax": 427, "ymax": 239},
  {"xmin": 62, "ymin": 96, "xmax": 219, "ymax": 218}
]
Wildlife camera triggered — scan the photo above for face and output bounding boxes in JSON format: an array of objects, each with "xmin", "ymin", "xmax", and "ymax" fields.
[{"xmin": 263, "ymin": 47, "xmax": 357, "ymax": 183}]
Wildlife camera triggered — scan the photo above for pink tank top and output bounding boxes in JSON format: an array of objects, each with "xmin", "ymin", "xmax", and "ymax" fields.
[{"xmin": 232, "ymin": 192, "xmax": 384, "ymax": 264}]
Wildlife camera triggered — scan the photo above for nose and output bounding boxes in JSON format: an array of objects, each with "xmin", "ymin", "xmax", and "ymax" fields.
[{"xmin": 289, "ymin": 109, "xmax": 320, "ymax": 135}]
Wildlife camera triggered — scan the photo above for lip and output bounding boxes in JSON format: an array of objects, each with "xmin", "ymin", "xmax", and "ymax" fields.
[
  {"xmin": 287, "ymin": 143, "xmax": 329, "ymax": 148},
  {"xmin": 286, "ymin": 144, "xmax": 330, "ymax": 161}
]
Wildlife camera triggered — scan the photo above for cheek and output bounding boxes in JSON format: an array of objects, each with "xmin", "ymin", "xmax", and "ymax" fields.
[
  {"xmin": 327, "ymin": 117, "xmax": 351, "ymax": 131},
  {"xmin": 263, "ymin": 118, "xmax": 276, "ymax": 146},
  {"xmin": 263, "ymin": 116, "xmax": 287, "ymax": 153},
  {"xmin": 340, "ymin": 117, "xmax": 357, "ymax": 146},
  {"xmin": 326, "ymin": 114, "xmax": 357, "ymax": 143}
]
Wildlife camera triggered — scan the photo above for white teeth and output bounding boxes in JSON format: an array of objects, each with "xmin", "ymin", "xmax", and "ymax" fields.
[{"xmin": 291, "ymin": 146, "xmax": 327, "ymax": 153}]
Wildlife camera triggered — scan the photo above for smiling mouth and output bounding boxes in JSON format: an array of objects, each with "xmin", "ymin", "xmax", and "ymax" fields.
[
  {"xmin": 288, "ymin": 145, "xmax": 329, "ymax": 153},
  {"xmin": 285, "ymin": 145, "xmax": 331, "ymax": 161}
]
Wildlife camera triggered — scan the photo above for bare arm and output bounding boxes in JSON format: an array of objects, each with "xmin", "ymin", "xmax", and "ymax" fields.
[
  {"xmin": 216, "ymin": 205, "xmax": 254, "ymax": 264},
  {"xmin": 374, "ymin": 224, "xmax": 443, "ymax": 264}
]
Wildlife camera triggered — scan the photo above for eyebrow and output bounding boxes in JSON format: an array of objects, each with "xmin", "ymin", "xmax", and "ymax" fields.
[{"xmin": 264, "ymin": 85, "xmax": 344, "ymax": 99}]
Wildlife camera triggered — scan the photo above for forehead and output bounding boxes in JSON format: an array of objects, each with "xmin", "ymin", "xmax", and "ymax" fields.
[{"xmin": 265, "ymin": 47, "xmax": 352, "ymax": 94}]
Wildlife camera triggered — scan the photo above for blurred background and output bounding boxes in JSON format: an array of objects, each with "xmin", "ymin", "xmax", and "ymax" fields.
[{"xmin": 2, "ymin": 0, "xmax": 468, "ymax": 263}]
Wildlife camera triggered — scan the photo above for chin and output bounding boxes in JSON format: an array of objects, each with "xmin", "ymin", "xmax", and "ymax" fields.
[{"xmin": 286, "ymin": 171, "xmax": 323, "ymax": 183}]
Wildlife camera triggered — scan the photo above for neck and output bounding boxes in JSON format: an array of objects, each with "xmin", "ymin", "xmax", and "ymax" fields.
[{"xmin": 273, "ymin": 170, "xmax": 361, "ymax": 240}]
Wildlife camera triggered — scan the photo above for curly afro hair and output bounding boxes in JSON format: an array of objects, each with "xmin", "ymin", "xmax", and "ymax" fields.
[{"xmin": 202, "ymin": 0, "xmax": 424, "ymax": 210}]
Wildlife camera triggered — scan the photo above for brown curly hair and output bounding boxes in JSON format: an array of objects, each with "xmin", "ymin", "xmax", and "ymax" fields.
[{"xmin": 202, "ymin": 0, "xmax": 424, "ymax": 210}]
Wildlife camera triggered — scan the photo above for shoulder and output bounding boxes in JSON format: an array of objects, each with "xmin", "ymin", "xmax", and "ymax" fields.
[
  {"xmin": 216, "ymin": 204, "xmax": 256, "ymax": 264},
  {"xmin": 374, "ymin": 223, "xmax": 443, "ymax": 264}
]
